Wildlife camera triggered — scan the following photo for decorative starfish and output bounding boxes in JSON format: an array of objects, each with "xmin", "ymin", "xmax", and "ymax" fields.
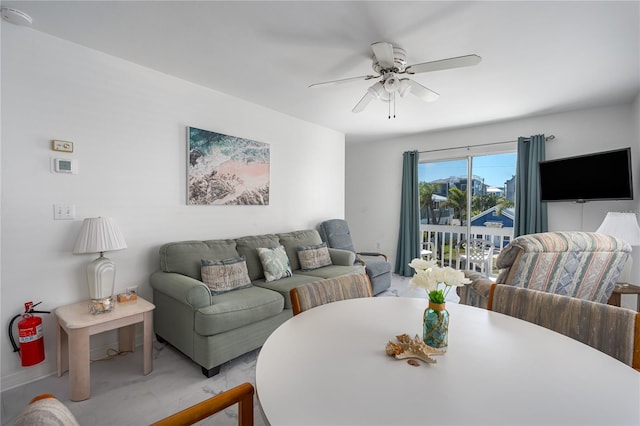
[{"xmin": 385, "ymin": 333, "xmax": 446, "ymax": 364}]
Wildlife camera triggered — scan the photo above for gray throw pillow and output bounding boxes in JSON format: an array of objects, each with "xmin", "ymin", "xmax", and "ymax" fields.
[
  {"xmin": 201, "ymin": 256, "xmax": 252, "ymax": 295},
  {"xmin": 298, "ymin": 242, "xmax": 332, "ymax": 271}
]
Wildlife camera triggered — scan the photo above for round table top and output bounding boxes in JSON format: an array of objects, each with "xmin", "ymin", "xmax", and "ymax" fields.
[{"xmin": 256, "ymin": 297, "xmax": 640, "ymax": 426}]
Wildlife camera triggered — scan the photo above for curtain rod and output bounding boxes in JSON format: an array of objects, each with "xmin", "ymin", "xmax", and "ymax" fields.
[{"xmin": 418, "ymin": 134, "xmax": 555, "ymax": 155}]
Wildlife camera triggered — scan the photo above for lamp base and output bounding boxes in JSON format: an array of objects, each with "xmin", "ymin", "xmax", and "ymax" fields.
[
  {"xmin": 89, "ymin": 296, "xmax": 115, "ymax": 315},
  {"xmin": 86, "ymin": 253, "xmax": 117, "ymax": 314}
]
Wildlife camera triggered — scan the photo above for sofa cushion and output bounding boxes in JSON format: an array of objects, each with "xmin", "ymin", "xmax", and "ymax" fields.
[
  {"xmin": 236, "ymin": 234, "xmax": 280, "ymax": 281},
  {"xmin": 201, "ymin": 257, "xmax": 252, "ymax": 295},
  {"xmin": 297, "ymin": 265, "xmax": 365, "ymax": 280},
  {"xmin": 254, "ymin": 274, "xmax": 322, "ymax": 309},
  {"xmin": 257, "ymin": 245, "xmax": 293, "ymax": 282},
  {"xmin": 194, "ymin": 286, "xmax": 284, "ymax": 336},
  {"xmin": 159, "ymin": 240, "xmax": 239, "ymax": 280},
  {"xmin": 298, "ymin": 242, "xmax": 332, "ymax": 271},
  {"xmin": 278, "ymin": 229, "xmax": 323, "ymax": 271}
]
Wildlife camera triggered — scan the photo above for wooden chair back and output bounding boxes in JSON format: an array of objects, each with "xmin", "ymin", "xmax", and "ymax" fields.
[
  {"xmin": 290, "ymin": 273, "xmax": 372, "ymax": 316},
  {"xmin": 488, "ymin": 283, "xmax": 640, "ymax": 370},
  {"xmin": 15, "ymin": 394, "xmax": 80, "ymax": 426},
  {"xmin": 151, "ymin": 382, "xmax": 254, "ymax": 426}
]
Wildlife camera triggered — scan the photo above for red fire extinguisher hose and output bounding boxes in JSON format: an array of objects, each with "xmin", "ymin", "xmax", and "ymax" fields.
[{"xmin": 8, "ymin": 302, "xmax": 50, "ymax": 354}]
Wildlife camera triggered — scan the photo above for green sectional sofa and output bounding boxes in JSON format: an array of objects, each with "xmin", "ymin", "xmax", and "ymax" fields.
[{"xmin": 150, "ymin": 229, "xmax": 364, "ymax": 377}]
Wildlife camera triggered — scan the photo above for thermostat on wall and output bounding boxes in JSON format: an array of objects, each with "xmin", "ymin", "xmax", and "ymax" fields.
[{"xmin": 51, "ymin": 157, "xmax": 78, "ymax": 174}]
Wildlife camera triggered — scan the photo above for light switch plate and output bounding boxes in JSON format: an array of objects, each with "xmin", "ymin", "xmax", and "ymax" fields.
[
  {"xmin": 53, "ymin": 204, "xmax": 75, "ymax": 220},
  {"xmin": 51, "ymin": 140, "xmax": 74, "ymax": 153}
]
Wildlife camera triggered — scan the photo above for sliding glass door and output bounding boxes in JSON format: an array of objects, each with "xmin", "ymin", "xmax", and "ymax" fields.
[{"xmin": 418, "ymin": 152, "xmax": 516, "ymax": 276}]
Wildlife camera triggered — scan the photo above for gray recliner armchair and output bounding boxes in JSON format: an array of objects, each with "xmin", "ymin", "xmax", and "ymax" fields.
[
  {"xmin": 458, "ymin": 231, "xmax": 631, "ymax": 309},
  {"xmin": 319, "ymin": 219, "xmax": 392, "ymax": 295}
]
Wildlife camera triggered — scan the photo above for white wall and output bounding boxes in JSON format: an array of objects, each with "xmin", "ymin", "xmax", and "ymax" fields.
[
  {"xmin": 1, "ymin": 25, "xmax": 345, "ymax": 389},
  {"xmin": 346, "ymin": 102, "xmax": 640, "ymax": 273},
  {"xmin": 634, "ymin": 94, "xmax": 640, "ymax": 207}
]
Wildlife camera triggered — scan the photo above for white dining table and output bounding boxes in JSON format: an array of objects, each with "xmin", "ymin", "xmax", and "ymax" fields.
[{"xmin": 256, "ymin": 297, "xmax": 640, "ymax": 426}]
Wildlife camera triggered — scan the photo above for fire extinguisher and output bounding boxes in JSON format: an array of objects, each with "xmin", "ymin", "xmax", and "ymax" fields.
[{"xmin": 8, "ymin": 302, "xmax": 50, "ymax": 367}]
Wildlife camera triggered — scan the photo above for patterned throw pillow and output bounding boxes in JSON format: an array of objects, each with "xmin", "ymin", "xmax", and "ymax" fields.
[
  {"xmin": 201, "ymin": 256, "xmax": 252, "ymax": 295},
  {"xmin": 298, "ymin": 242, "xmax": 332, "ymax": 271},
  {"xmin": 256, "ymin": 245, "xmax": 293, "ymax": 282}
]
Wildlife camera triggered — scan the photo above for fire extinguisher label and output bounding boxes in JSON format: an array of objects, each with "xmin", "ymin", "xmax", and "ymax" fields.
[{"xmin": 18, "ymin": 324, "xmax": 43, "ymax": 343}]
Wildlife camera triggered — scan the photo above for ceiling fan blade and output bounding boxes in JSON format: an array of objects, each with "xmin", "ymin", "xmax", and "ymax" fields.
[
  {"xmin": 405, "ymin": 79, "xmax": 440, "ymax": 102},
  {"xmin": 371, "ymin": 41, "xmax": 395, "ymax": 69},
  {"xmin": 352, "ymin": 92, "xmax": 374, "ymax": 113},
  {"xmin": 308, "ymin": 75, "xmax": 377, "ymax": 88},
  {"xmin": 405, "ymin": 54, "xmax": 481, "ymax": 74}
]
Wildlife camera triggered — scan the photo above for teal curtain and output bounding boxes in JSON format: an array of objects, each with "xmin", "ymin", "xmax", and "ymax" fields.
[
  {"xmin": 515, "ymin": 134, "xmax": 548, "ymax": 237},
  {"xmin": 395, "ymin": 150, "xmax": 420, "ymax": 276}
]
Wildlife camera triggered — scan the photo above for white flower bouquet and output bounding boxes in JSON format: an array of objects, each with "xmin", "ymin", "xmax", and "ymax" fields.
[{"xmin": 408, "ymin": 258, "xmax": 471, "ymax": 304}]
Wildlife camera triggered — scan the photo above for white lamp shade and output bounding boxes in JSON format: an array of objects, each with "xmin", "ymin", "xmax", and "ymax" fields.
[
  {"xmin": 596, "ymin": 212, "xmax": 640, "ymax": 285},
  {"xmin": 73, "ymin": 217, "xmax": 127, "ymax": 254},
  {"xmin": 595, "ymin": 212, "xmax": 640, "ymax": 246}
]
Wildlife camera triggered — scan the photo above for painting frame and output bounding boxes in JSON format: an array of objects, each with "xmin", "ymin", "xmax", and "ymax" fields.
[{"xmin": 187, "ymin": 126, "xmax": 270, "ymax": 205}]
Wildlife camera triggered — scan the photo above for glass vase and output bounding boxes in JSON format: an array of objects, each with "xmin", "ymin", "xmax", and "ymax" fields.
[{"xmin": 423, "ymin": 301, "xmax": 449, "ymax": 351}]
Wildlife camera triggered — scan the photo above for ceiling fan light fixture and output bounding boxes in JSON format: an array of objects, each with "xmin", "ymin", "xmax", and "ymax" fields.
[
  {"xmin": 383, "ymin": 73, "xmax": 400, "ymax": 93},
  {"xmin": 367, "ymin": 82, "xmax": 385, "ymax": 99},
  {"xmin": 398, "ymin": 79, "xmax": 412, "ymax": 97}
]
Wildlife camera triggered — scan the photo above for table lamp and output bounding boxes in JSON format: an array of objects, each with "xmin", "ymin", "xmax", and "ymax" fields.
[
  {"xmin": 73, "ymin": 217, "xmax": 127, "ymax": 314},
  {"xmin": 595, "ymin": 212, "xmax": 640, "ymax": 286}
]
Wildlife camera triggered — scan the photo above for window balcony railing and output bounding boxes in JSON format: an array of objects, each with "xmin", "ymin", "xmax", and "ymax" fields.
[{"xmin": 420, "ymin": 223, "xmax": 514, "ymax": 278}]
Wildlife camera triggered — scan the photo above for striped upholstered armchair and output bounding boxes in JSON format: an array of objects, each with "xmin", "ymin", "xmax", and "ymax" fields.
[{"xmin": 458, "ymin": 231, "xmax": 631, "ymax": 309}]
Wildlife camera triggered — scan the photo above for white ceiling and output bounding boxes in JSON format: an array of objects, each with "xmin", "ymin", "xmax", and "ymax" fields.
[{"xmin": 2, "ymin": 1, "xmax": 639, "ymax": 143}]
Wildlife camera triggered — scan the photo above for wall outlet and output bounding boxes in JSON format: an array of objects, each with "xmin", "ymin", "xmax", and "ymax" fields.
[{"xmin": 126, "ymin": 286, "xmax": 138, "ymax": 294}]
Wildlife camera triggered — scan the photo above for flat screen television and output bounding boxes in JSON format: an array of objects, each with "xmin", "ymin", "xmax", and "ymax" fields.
[{"xmin": 539, "ymin": 147, "xmax": 633, "ymax": 202}]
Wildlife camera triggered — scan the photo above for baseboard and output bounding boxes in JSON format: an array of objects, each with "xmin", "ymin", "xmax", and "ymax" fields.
[
  {"xmin": 1, "ymin": 360, "xmax": 56, "ymax": 392},
  {"xmin": 1, "ymin": 333, "xmax": 147, "ymax": 392}
]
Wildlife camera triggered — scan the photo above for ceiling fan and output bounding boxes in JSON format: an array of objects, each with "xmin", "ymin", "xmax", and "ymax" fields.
[{"xmin": 309, "ymin": 42, "xmax": 481, "ymax": 115}]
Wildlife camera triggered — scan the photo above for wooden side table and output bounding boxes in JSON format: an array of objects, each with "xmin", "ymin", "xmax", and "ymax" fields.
[
  {"xmin": 55, "ymin": 297, "xmax": 155, "ymax": 401},
  {"xmin": 606, "ymin": 283, "xmax": 640, "ymax": 311}
]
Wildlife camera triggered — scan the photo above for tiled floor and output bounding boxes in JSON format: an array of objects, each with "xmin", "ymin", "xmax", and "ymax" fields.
[
  {"xmin": 2, "ymin": 340, "xmax": 264, "ymax": 426},
  {"xmin": 1, "ymin": 273, "xmax": 444, "ymax": 425}
]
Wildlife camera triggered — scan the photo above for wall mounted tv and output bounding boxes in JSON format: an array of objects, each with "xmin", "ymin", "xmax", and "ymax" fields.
[{"xmin": 539, "ymin": 147, "xmax": 633, "ymax": 202}]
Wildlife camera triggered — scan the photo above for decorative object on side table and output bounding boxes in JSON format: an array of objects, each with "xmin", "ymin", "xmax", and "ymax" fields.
[
  {"xmin": 117, "ymin": 290, "xmax": 137, "ymax": 303},
  {"xmin": 408, "ymin": 258, "xmax": 471, "ymax": 351},
  {"xmin": 595, "ymin": 211, "xmax": 640, "ymax": 287},
  {"xmin": 73, "ymin": 217, "xmax": 127, "ymax": 314}
]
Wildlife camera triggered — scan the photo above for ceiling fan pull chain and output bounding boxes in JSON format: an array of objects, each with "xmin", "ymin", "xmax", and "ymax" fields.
[
  {"xmin": 393, "ymin": 92, "xmax": 396, "ymax": 119},
  {"xmin": 388, "ymin": 92, "xmax": 396, "ymax": 119}
]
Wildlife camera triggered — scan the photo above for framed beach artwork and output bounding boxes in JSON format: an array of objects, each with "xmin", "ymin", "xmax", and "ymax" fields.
[{"xmin": 187, "ymin": 126, "xmax": 270, "ymax": 205}]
